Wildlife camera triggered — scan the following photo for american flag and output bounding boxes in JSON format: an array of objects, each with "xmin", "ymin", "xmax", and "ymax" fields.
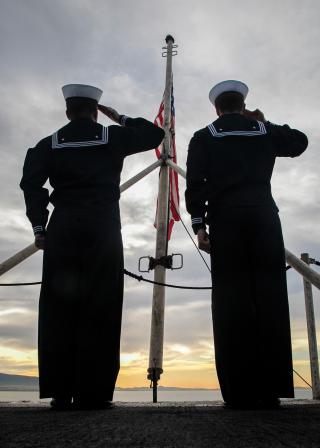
[{"xmin": 154, "ymin": 83, "xmax": 180, "ymax": 240}]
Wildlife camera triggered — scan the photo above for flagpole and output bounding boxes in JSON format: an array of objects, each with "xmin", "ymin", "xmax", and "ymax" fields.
[{"xmin": 148, "ymin": 35, "xmax": 175, "ymax": 402}]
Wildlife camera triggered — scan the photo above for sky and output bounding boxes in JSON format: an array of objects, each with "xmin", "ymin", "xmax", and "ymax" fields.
[{"xmin": 0, "ymin": 0, "xmax": 319, "ymax": 392}]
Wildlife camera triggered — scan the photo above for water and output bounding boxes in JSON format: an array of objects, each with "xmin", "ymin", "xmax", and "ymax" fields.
[{"xmin": 0, "ymin": 388, "xmax": 312, "ymax": 403}]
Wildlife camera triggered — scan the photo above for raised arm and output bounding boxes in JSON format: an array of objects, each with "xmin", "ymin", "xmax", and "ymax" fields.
[
  {"xmin": 244, "ymin": 108, "xmax": 308, "ymax": 158},
  {"xmin": 20, "ymin": 142, "xmax": 50, "ymax": 242},
  {"xmin": 266, "ymin": 122, "xmax": 308, "ymax": 157},
  {"xmin": 98, "ymin": 104, "xmax": 164, "ymax": 156},
  {"xmin": 116, "ymin": 116, "xmax": 165, "ymax": 156}
]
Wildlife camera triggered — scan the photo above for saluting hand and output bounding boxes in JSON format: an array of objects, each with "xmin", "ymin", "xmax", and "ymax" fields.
[
  {"xmin": 35, "ymin": 234, "xmax": 45, "ymax": 250},
  {"xmin": 197, "ymin": 229, "xmax": 211, "ymax": 254},
  {"xmin": 98, "ymin": 105, "xmax": 120, "ymax": 124},
  {"xmin": 244, "ymin": 108, "xmax": 266, "ymax": 122}
]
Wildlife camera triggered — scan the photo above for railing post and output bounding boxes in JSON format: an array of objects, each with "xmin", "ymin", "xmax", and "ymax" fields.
[{"xmin": 301, "ymin": 253, "xmax": 320, "ymax": 399}]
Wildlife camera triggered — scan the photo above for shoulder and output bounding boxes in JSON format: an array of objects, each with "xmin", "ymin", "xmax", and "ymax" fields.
[
  {"xmin": 105, "ymin": 124, "xmax": 131, "ymax": 148},
  {"xmin": 189, "ymin": 126, "xmax": 213, "ymax": 148},
  {"xmin": 264, "ymin": 121, "xmax": 286, "ymax": 133},
  {"xmin": 107, "ymin": 124, "xmax": 123, "ymax": 139},
  {"xmin": 34, "ymin": 136, "xmax": 52, "ymax": 151},
  {"xmin": 23, "ymin": 136, "xmax": 52, "ymax": 164},
  {"xmin": 188, "ymin": 128, "xmax": 212, "ymax": 157},
  {"xmin": 191, "ymin": 127, "xmax": 211, "ymax": 141}
]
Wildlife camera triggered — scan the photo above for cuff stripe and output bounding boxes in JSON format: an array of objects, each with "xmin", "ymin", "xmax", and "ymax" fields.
[
  {"xmin": 192, "ymin": 218, "xmax": 203, "ymax": 224},
  {"xmin": 33, "ymin": 226, "xmax": 44, "ymax": 234}
]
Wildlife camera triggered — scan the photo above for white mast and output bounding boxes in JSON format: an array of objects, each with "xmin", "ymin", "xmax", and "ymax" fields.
[{"xmin": 147, "ymin": 35, "xmax": 175, "ymax": 402}]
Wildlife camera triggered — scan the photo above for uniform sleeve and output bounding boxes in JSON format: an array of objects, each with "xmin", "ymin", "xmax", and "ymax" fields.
[
  {"xmin": 20, "ymin": 145, "xmax": 50, "ymax": 235},
  {"xmin": 266, "ymin": 122, "xmax": 308, "ymax": 157},
  {"xmin": 185, "ymin": 133, "xmax": 208, "ymax": 234},
  {"xmin": 113, "ymin": 116, "xmax": 165, "ymax": 157}
]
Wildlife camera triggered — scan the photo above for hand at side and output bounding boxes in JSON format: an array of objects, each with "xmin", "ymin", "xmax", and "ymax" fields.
[
  {"xmin": 35, "ymin": 235, "xmax": 45, "ymax": 250},
  {"xmin": 197, "ymin": 229, "xmax": 211, "ymax": 254}
]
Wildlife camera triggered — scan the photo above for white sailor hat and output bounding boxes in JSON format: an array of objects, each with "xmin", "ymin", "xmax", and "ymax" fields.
[
  {"xmin": 62, "ymin": 84, "xmax": 103, "ymax": 102},
  {"xmin": 209, "ymin": 80, "xmax": 248, "ymax": 105}
]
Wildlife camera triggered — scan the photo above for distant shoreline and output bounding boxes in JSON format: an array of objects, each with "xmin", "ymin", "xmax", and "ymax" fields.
[
  {"xmin": 0, "ymin": 386, "xmax": 310, "ymax": 392},
  {"xmin": 0, "ymin": 386, "xmax": 219, "ymax": 392}
]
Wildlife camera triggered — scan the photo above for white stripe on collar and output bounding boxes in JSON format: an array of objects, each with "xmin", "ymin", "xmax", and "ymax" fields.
[
  {"xmin": 51, "ymin": 126, "xmax": 108, "ymax": 148},
  {"xmin": 207, "ymin": 121, "xmax": 267, "ymax": 138}
]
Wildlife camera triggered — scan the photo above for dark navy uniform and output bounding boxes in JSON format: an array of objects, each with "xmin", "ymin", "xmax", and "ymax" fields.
[
  {"xmin": 185, "ymin": 113, "xmax": 308, "ymax": 402},
  {"xmin": 20, "ymin": 116, "xmax": 164, "ymax": 400}
]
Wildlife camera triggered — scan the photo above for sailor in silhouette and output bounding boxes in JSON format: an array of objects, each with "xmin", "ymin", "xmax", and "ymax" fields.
[
  {"xmin": 185, "ymin": 80, "xmax": 308, "ymax": 408},
  {"xmin": 20, "ymin": 84, "xmax": 164, "ymax": 409}
]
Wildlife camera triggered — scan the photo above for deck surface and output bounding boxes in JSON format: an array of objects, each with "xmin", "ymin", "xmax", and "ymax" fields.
[{"xmin": 1, "ymin": 400, "xmax": 320, "ymax": 447}]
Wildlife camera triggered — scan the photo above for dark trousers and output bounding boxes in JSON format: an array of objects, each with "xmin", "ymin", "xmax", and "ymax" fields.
[
  {"xmin": 38, "ymin": 209, "xmax": 123, "ymax": 400},
  {"xmin": 209, "ymin": 206, "xmax": 294, "ymax": 402}
]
